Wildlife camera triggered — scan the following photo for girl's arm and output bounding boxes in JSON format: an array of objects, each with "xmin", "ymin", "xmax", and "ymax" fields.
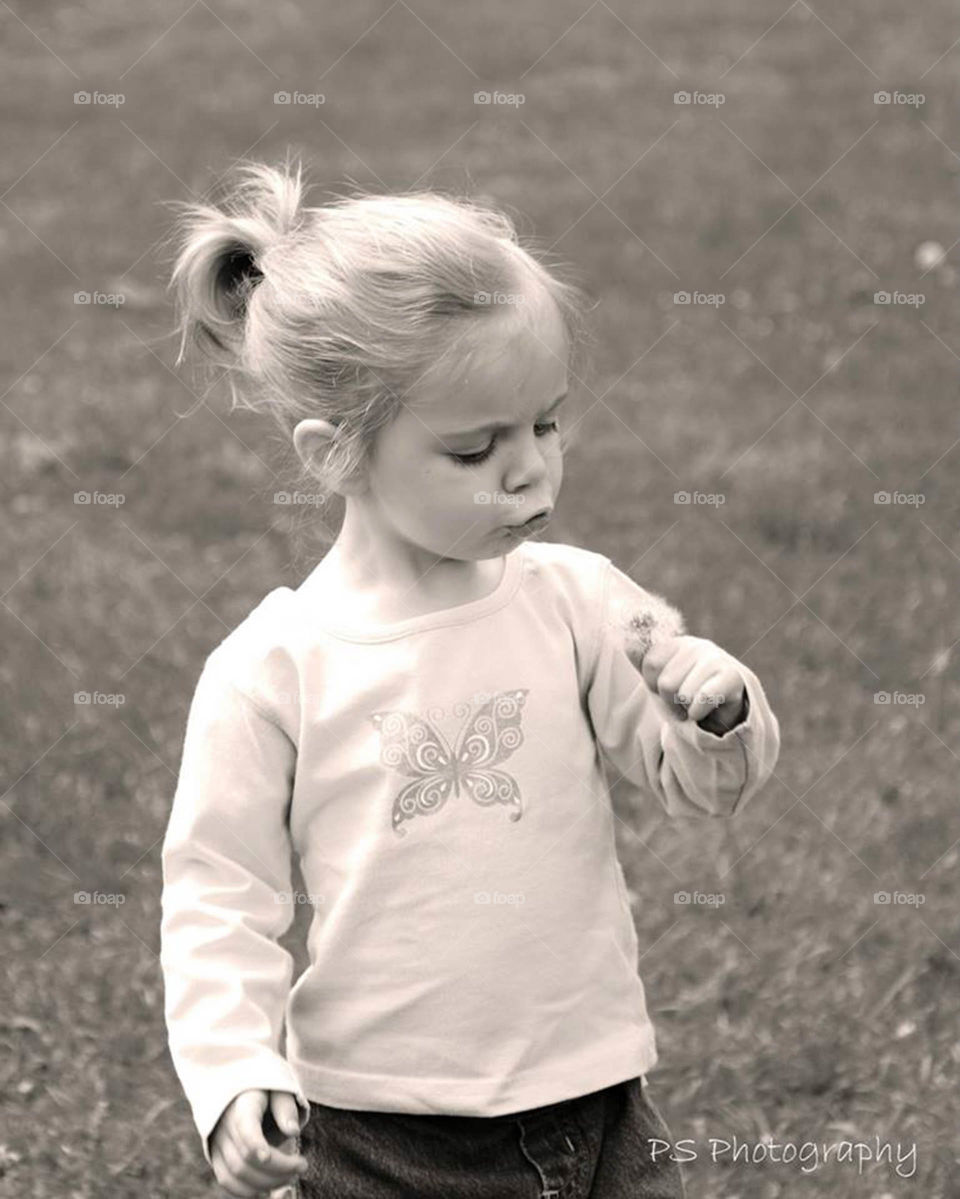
[
  {"xmin": 584, "ymin": 559, "xmax": 781, "ymax": 819},
  {"xmin": 160, "ymin": 653, "xmax": 309, "ymax": 1166}
]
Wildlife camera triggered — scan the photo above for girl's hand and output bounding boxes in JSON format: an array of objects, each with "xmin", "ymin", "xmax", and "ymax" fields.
[
  {"xmin": 640, "ymin": 635, "xmax": 747, "ymax": 731},
  {"xmin": 210, "ymin": 1089, "xmax": 308, "ymax": 1197}
]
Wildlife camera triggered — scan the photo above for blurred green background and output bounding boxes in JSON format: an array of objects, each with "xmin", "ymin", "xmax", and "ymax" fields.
[{"xmin": 2, "ymin": 1, "xmax": 959, "ymax": 1195}]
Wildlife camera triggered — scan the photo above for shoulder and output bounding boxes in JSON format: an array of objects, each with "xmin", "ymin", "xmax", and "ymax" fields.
[
  {"xmin": 518, "ymin": 541, "xmax": 613, "ymax": 662},
  {"xmin": 520, "ymin": 539, "xmax": 610, "ymax": 598},
  {"xmin": 519, "ymin": 541, "xmax": 680, "ymax": 632},
  {"xmin": 522, "ymin": 542, "xmax": 686, "ymax": 675},
  {"xmin": 203, "ymin": 587, "xmax": 304, "ymax": 730}
]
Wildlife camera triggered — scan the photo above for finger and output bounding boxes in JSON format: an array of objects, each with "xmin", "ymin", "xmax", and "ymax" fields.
[
  {"xmin": 270, "ymin": 1091, "xmax": 305, "ymax": 1140},
  {"xmin": 212, "ymin": 1138, "xmax": 260, "ymax": 1198},
  {"xmin": 640, "ymin": 635, "xmax": 683, "ymax": 676},
  {"xmin": 640, "ymin": 637, "xmax": 690, "ymax": 695},
  {"xmin": 225, "ymin": 1105, "xmax": 306, "ymax": 1186},
  {"xmin": 682, "ymin": 669, "xmax": 731, "ymax": 723},
  {"xmin": 699, "ymin": 670, "xmax": 745, "ymax": 726},
  {"xmin": 233, "ymin": 1093, "xmax": 277, "ymax": 1160},
  {"xmin": 651, "ymin": 644, "xmax": 705, "ymax": 711},
  {"xmin": 223, "ymin": 1130, "xmax": 302, "ymax": 1192},
  {"xmin": 230, "ymin": 1128, "xmax": 307, "ymax": 1185}
]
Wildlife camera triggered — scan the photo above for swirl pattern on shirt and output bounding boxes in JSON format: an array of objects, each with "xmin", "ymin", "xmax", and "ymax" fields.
[{"xmin": 370, "ymin": 689, "xmax": 528, "ymax": 835}]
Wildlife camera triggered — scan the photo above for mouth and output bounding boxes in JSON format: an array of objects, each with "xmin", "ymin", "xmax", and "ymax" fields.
[{"xmin": 507, "ymin": 509, "xmax": 552, "ymax": 535}]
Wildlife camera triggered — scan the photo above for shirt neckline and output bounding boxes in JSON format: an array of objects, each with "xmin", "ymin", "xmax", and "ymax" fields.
[{"xmin": 298, "ymin": 543, "xmax": 528, "ymax": 643}]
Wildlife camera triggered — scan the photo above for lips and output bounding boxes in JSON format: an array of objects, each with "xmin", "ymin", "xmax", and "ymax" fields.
[{"xmin": 512, "ymin": 509, "xmax": 551, "ymax": 529}]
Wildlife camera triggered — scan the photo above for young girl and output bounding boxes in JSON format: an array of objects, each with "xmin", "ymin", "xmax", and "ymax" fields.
[{"xmin": 159, "ymin": 156, "xmax": 781, "ymax": 1199}]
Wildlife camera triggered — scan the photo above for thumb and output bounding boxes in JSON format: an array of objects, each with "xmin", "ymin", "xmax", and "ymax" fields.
[{"xmin": 270, "ymin": 1090, "xmax": 304, "ymax": 1137}]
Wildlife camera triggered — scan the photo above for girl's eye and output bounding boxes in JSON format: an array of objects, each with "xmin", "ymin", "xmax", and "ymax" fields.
[
  {"xmin": 449, "ymin": 420, "xmax": 560, "ymax": 468},
  {"xmin": 450, "ymin": 442, "xmax": 495, "ymax": 467}
]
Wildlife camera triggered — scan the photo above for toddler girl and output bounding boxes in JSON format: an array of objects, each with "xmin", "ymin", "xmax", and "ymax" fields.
[{"xmin": 159, "ymin": 156, "xmax": 781, "ymax": 1199}]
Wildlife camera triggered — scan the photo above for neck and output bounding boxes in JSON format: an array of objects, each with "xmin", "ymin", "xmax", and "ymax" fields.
[{"xmin": 327, "ymin": 501, "xmax": 495, "ymax": 599}]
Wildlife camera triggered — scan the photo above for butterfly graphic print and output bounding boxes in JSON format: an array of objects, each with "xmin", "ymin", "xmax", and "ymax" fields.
[{"xmin": 370, "ymin": 689, "xmax": 529, "ymax": 835}]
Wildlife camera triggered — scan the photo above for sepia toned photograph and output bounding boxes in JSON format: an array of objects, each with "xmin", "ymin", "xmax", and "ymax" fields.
[{"xmin": 2, "ymin": 2, "xmax": 956, "ymax": 1196}]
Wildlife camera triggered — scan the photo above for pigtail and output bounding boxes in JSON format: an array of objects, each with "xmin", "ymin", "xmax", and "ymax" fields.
[{"xmin": 163, "ymin": 154, "xmax": 308, "ymax": 367}]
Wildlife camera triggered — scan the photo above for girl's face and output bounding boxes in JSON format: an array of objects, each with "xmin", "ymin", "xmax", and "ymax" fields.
[{"xmin": 361, "ymin": 290, "xmax": 569, "ymax": 564}]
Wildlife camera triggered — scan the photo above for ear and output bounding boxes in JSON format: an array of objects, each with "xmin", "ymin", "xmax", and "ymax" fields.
[
  {"xmin": 292, "ymin": 419, "xmax": 367, "ymax": 497},
  {"xmin": 292, "ymin": 418, "xmax": 337, "ymax": 470}
]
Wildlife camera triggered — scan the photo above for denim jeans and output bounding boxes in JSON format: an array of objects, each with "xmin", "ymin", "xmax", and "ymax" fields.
[{"xmin": 288, "ymin": 1074, "xmax": 686, "ymax": 1198}]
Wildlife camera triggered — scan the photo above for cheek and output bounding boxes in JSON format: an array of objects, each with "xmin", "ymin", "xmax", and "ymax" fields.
[
  {"xmin": 415, "ymin": 461, "xmax": 472, "ymax": 517},
  {"xmin": 436, "ymin": 464, "xmax": 497, "ymax": 523}
]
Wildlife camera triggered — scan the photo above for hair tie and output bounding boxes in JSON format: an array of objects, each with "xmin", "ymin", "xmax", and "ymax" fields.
[{"xmin": 220, "ymin": 244, "xmax": 263, "ymax": 319}]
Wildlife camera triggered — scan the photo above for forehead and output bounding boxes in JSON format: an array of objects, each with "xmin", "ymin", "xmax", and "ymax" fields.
[{"xmin": 412, "ymin": 291, "xmax": 569, "ymax": 435}]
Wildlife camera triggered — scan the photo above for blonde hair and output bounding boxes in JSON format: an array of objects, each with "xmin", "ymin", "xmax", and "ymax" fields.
[{"xmin": 162, "ymin": 152, "xmax": 596, "ymax": 549}]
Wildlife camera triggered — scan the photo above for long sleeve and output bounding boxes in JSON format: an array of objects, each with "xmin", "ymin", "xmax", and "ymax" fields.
[
  {"xmin": 159, "ymin": 654, "xmax": 310, "ymax": 1166},
  {"xmin": 585, "ymin": 559, "xmax": 781, "ymax": 819}
]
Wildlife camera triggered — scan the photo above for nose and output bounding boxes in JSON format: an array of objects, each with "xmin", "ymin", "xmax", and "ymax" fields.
[{"xmin": 502, "ymin": 430, "xmax": 552, "ymax": 495}]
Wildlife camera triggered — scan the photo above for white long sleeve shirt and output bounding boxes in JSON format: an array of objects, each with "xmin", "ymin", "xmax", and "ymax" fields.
[{"xmin": 160, "ymin": 539, "xmax": 781, "ymax": 1164}]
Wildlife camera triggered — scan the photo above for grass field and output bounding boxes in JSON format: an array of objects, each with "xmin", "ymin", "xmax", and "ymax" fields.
[{"xmin": 2, "ymin": 1, "xmax": 959, "ymax": 1195}]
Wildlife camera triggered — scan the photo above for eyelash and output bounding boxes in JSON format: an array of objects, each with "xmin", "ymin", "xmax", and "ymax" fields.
[{"xmin": 449, "ymin": 420, "xmax": 561, "ymax": 467}]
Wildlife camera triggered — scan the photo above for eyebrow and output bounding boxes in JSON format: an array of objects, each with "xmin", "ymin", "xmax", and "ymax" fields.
[{"xmin": 443, "ymin": 391, "xmax": 569, "ymax": 439}]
